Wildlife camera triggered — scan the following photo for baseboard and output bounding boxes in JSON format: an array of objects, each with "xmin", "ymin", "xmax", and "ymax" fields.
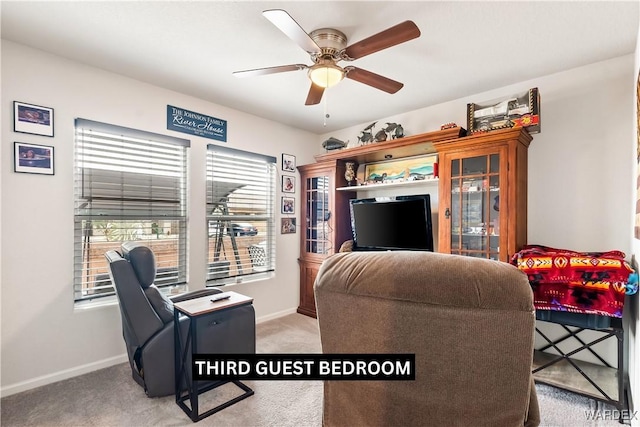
[
  {"xmin": 2, "ymin": 308, "xmax": 300, "ymax": 398},
  {"xmin": 256, "ymin": 307, "xmax": 298, "ymax": 324},
  {"xmin": 0, "ymin": 354, "xmax": 128, "ymax": 398}
]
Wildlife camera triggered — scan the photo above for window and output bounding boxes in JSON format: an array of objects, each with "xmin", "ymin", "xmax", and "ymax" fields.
[
  {"xmin": 206, "ymin": 144, "xmax": 276, "ymax": 284},
  {"xmin": 73, "ymin": 119, "xmax": 189, "ymax": 302}
]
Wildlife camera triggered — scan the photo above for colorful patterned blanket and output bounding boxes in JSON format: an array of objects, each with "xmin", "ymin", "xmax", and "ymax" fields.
[{"xmin": 511, "ymin": 245, "xmax": 638, "ymax": 318}]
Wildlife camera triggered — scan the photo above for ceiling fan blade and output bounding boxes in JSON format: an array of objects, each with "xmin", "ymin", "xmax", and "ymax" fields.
[
  {"xmin": 344, "ymin": 21, "xmax": 420, "ymax": 60},
  {"xmin": 305, "ymin": 83, "xmax": 325, "ymax": 105},
  {"xmin": 233, "ymin": 64, "xmax": 307, "ymax": 78},
  {"xmin": 263, "ymin": 9, "xmax": 321, "ymax": 54},
  {"xmin": 345, "ymin": 67, "xmax": 404, "ymax": 94}
]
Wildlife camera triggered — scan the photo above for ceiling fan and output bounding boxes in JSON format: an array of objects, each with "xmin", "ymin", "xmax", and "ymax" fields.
[{"xmin": 233, "ymin": 9, "xmax": 421, "ymax": 105}]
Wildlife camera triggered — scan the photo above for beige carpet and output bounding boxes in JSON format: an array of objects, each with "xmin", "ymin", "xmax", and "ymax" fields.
[{"xmin": 0, "ymin": 313, "xmax": 623, "ymax": 426}]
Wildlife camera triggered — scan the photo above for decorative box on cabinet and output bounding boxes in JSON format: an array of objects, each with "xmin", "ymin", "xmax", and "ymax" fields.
[
  {"xmin": 433, "ymin": 128, "xmax": 532, "ymax": 262},
  {"xmin": 297, "ymin": 161, "xmax": 355, "ymax": 318}
]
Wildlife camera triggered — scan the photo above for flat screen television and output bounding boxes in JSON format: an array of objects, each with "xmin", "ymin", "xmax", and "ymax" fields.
[{"xmin": 349, "ymin": 194, "xmax": 434, "ymax": 251}]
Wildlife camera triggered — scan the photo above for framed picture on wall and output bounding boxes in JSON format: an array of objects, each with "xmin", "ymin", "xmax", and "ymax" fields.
[
  {"xmin": 14, "ymin": 142, "xmax": 55, "ymax": 175},
  {"xmin": 282, "ymin": 153, "xmax": 296, "ymax": 172},
  {"xmin": 281, "ymin": 196, "xmax": 295, "ymax": 214},
  {"xmin": 281, "ymin": 217, "xmax": 296, "ymax": 234},
  {"xmin": 282, "ymin": 175, "xmax": 295, "ymax": 193},
  {"xmin": 14, "ymin": 101, "xmax": 55, "ymax": 137}
]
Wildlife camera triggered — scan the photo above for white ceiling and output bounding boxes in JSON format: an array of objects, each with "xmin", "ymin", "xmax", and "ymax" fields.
[{"xmin": 2, "ymin": 1, "xmax": 638, "ymax": 134}]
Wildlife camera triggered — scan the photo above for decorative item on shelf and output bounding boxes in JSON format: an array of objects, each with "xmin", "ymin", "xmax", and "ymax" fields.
[
  {"xmin": 467, "ymin": 87, "xmax": 540, "ymax": 134},
  {"xmin": 344, "ymin": 161, "xmax": 358, "ymax": 186},
  {"xmin": 440, "ymin": 122, "xmax": 458, "ymax": 130},
  {"xmin": 357, "ymin": 122, "xmax": 377, "ymax": 145},
  {"xmin": 474, "ymin": 119, "xmax": 515, "ymax": 133},
  {"xmin": 385, "ymin": 123, "xmax": 404, "ymax": 139},
  {"xmin": 364, "ymin": 154, "xmax": 437, "ymax": 185},
  {"xmin": 322, "ymin": 137, "xmax": 347, "ymax": 151},
  {"xmin": 369, "ymin": 173, "xmax": 387, "ymax": 184},
  {"xmin": 372, "ymin": 122, "xmax": 404, "ymax": 142},
  {"xmin": 374, "ymin": 128, "xmax": 387, "ymax": 142},
  {"xmin": 358, "ymin": 121, "xmax": 404, "ymax": 144}
]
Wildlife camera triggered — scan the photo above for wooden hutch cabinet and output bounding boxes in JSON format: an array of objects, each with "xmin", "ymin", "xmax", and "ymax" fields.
[
  {"xmin": 298, "ymin": 127, "xmax": 532, "ymax": 317},
  {"xmin": 297, "ymin": 161, "xmax": 355, "ymax": 317},
  {"xmin": 433, "ymin": 127, "xmax": 532, "ymax": 262},
  {"xmin": 297, "ymin": 127, "xmax": 463, "ymax": 318}
]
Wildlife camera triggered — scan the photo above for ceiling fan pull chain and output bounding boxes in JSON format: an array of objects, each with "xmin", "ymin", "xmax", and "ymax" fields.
[{"xmin": 323, "ymin": 90, "xmax": 329, "ymax": 126}]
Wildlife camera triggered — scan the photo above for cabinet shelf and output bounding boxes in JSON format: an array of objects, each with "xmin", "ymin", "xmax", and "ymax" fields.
[
  {"xmin": 336, "ymin": 178, "xmax": 439, "ymax": 192},
  {"xmin": 452, "ymin": 188, "xmax": 500, "ymax": 194}
]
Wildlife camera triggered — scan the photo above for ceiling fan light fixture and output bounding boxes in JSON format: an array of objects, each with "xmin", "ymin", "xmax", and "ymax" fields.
[
  {"xmin": 236, "ymin": 11, "xmax": 420, "ymax": 105},
  {"xmin": 308, "ymin": 63, "xmax": 344, "ymax": 88}
]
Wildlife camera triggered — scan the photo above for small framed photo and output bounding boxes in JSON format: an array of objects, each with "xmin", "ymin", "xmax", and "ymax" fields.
[
  {"xmin": 14, "ymin": 101, "xmax": 54, "ymax": 137},
  {"xmin": 282, "ymin": 153, "xmax": 296, "ymax": 172},
  {"xmin": 281, "ymin": 196, "xmax": 295, "ymax": 214},
  {"xmin": 282, "ymin": 175, "xmax": 295, "ymax": 193},
  {"xmin": 281, "ymin": 217, "xmax": 297, "ymax": 234},
  {"xmin": 14, "ymin": 142, "xmax": 55, "ymax": 175}
]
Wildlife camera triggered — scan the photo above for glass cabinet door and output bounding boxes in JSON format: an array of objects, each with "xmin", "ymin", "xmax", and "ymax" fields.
[
  {"xmin": 449, "ymin": 153, "xmax": 500, "ymax": 260},
  {"xmin": 305, "ymin": 176, "xmax": 331, "ymax": 255}
]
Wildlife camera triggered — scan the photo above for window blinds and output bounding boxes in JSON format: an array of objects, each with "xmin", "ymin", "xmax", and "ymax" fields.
[
  {"xmin": 73, "ymin": 119, "xmax": 189, "ymax": 302},
  {"xmin": 206, "ymin": 144, "xmax": 276, "ymax": 283}
]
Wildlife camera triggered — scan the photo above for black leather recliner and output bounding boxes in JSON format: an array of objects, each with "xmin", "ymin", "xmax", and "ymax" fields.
[{"xmin": 105, "ymin": 242, "xmax": 256, "ymax": 397}]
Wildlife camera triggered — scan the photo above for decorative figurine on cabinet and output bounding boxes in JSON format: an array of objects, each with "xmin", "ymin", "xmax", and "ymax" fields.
[
  {"xmin": 384, "ymin": 123, "xmax": 404, "ymax": 139},
  {"xmin": 344, "ymin": 161, "xmax": 358, "ymax": 186},
  {"xmin": 322, "ymin": 137, "xmax": 347, "ymax": 151},
  {"xmin": 375, "ymin": 128, "xmax": 388, "ymax": 142},
  {"xmin": 358, "ymin": 121, "xmax": 404, "ymax": 144},
  {"xmin": 358, "ymin": 122, "xmax": 377, "ymax": 145}
]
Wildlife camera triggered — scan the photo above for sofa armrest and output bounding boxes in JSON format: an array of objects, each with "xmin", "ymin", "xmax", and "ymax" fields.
[{"xmin": 169, "ymin": 288, "xmax": 221, "ymax": 303}]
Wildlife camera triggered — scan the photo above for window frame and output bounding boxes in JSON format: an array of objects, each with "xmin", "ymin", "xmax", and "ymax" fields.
[
  {"xmin": 73, "ymin": 118, "xmax": 190, "ymax": 303},
  {"xmin": 205, "ymin": 144, "xmax": 277, "ymax": 285}
]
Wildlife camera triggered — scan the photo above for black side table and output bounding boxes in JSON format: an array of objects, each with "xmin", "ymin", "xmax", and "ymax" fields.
[
  {"xmin": 174, "ymin": 291, "xmax": 255, "ymax": 422},
  {"xmin": 532, "ymin": 311, "xmax": 627, "ymax": 422}
]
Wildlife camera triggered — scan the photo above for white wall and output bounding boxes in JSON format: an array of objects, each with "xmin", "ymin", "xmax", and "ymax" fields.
[
  {"xmin": 0, "ymin": 40, "xmax": 318, "ymax": 396},
  {"xmin": 319, "ymin": 56, "xmax": 636, "ymax": 366}
]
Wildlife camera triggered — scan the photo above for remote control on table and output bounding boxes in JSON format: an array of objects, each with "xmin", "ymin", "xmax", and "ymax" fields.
[{"xmin": 210, "ymin": 293, "xmax": 231, "ymax": 302}]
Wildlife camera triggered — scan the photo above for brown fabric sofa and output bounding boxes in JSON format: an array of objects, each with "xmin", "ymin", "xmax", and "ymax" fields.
[{"xmin": 314, "ymin": 251, "xmax": 540, "ymax": 427}]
